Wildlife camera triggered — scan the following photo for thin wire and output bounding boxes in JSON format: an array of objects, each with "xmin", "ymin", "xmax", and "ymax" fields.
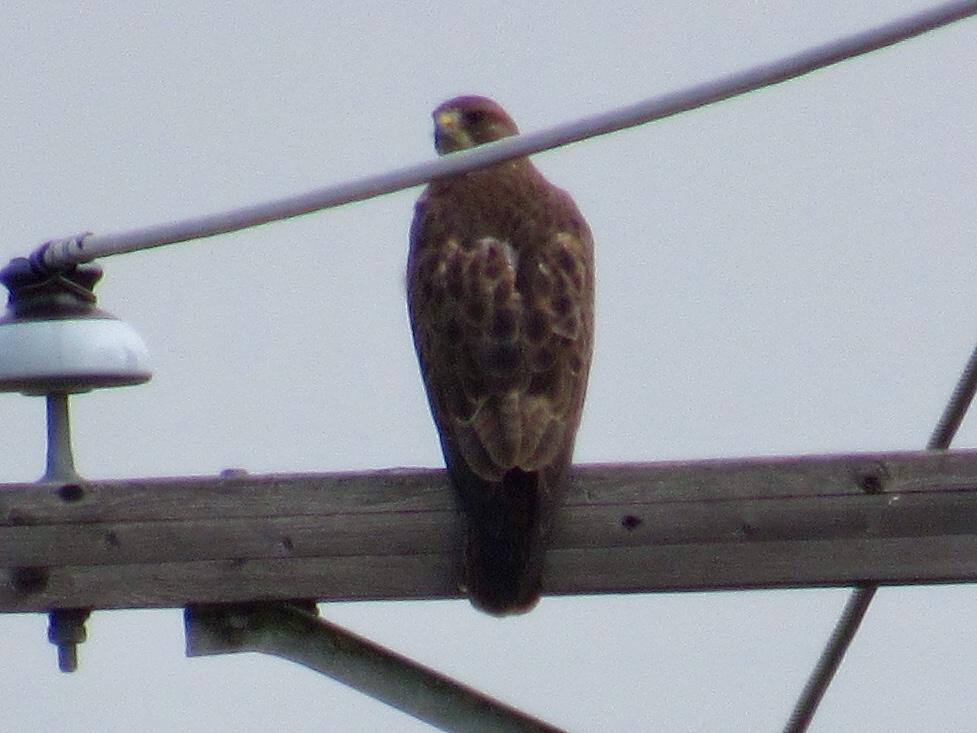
[
  {"xmin": 783, "ymin": 340, "xmax": 977, "ymax": 733},
  {"xmin": 927, "ymin": 341, "xmax": 977, "ymax": 452},
  {"xmin": 36, "ymin": 0, "xmax": 977, "ymax": 270},
  {"xmin": 782, "ymin": 587, "xmax": 877, "ymax": 733}
]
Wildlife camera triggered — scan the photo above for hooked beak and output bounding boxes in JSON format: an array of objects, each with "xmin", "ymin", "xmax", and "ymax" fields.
[{"xmin": 434, "ymin": 109, "xmax": 467, "ymax": 154}]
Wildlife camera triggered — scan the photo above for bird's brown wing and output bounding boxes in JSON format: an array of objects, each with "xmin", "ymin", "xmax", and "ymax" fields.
[
  {"xmin": 407, "ymin": 170, "xmax": 593, "ymax": 614},
  {"xmin": 407, "ymin": 186, "xmax": 593, "ymax": 484}
]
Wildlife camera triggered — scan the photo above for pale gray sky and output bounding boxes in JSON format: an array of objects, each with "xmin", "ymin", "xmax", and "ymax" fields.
[{"xmin": 2, "ymin": 2, "xmax": 976, "ymax": 731}]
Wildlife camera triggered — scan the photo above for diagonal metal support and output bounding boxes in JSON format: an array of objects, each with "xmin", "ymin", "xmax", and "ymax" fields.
[{"xmin": 185, "ymin": 601, "xmax": 567, "ymax": 733}]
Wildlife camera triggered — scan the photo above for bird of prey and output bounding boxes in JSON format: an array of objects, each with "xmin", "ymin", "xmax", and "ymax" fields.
[{"xmin": 407, "ymin": 96, "xmax": 594, "ymax": 615}]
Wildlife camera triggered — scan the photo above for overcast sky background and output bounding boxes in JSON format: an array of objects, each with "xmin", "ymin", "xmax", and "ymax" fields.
[{"xmin": 2, "ymin": 2, "xmax": 976, "ymax": 731}]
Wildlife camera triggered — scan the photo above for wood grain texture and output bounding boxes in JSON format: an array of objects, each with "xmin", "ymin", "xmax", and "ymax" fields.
[{"xmin": 3, "ymin": 450, "xmax": 977, "ymax": 611}]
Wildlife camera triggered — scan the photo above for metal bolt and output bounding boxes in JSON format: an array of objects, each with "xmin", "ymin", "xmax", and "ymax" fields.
[{"xmin": 47, "ymin": 608, "xmax": 91, "ymax": 673}]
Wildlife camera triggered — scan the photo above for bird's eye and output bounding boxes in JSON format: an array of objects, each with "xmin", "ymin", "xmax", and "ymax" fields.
[{"xmin": 463, "ymin": 110, "xmax": 487, "ymax": 126}]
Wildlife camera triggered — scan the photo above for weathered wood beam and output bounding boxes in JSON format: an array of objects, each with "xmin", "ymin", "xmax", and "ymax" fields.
[{"xmin": 3, "ymin": 449, "xmax": 977, "ymax": 612}]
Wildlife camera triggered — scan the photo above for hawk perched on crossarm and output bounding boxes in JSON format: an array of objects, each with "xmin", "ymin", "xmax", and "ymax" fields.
[{"xmin": 408, "ymin": 96, "xmax": 595, "ymax": 615}]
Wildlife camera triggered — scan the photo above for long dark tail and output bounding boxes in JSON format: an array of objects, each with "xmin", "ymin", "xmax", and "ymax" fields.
[{"xmin": 455, "ymin": 466, "xmax": 560, "ymax": 615}]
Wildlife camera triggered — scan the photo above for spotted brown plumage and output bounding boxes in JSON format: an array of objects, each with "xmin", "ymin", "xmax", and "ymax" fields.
[{"xmin": 407, "ymin": 96, "xmax": 595, "ymax": 615}]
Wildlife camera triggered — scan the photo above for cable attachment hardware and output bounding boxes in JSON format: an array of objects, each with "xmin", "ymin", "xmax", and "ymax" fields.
[
  {"xmin": 0, "ymin": 257, "xmax": 153, "ymax": 675},
  {"xmin": 0, "ymin": 257, "xmax": 151, "ymax": 396},
  {"xmin": 28, "ymin": 233, "xmax": 94, "ymax": 276}
]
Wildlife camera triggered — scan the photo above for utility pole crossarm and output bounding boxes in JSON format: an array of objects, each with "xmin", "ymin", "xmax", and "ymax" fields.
[{"xmin": 3, "ymin": 449, "xmax": 977, "ymax": 612}]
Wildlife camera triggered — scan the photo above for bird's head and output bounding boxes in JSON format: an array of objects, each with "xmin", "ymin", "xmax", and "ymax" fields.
[{"xmin": 432, "ymin": 96, "xmax": 520, "ymax": 155}]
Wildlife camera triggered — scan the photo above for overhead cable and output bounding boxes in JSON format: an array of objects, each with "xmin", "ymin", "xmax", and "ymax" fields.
[{"xmin": 34, "ymin": 0, "xmax": 977, "ymax": 271}]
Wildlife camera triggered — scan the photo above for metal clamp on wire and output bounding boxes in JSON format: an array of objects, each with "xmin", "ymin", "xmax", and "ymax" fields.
[{"xmin": 28, "ymin": 233, "xmax": 94, "ymax": 276}]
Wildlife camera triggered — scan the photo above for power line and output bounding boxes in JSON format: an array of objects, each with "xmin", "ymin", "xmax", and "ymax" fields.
[{"xmin": 33, "ymin": 0, "xmax": 977, "ymax": 271}]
